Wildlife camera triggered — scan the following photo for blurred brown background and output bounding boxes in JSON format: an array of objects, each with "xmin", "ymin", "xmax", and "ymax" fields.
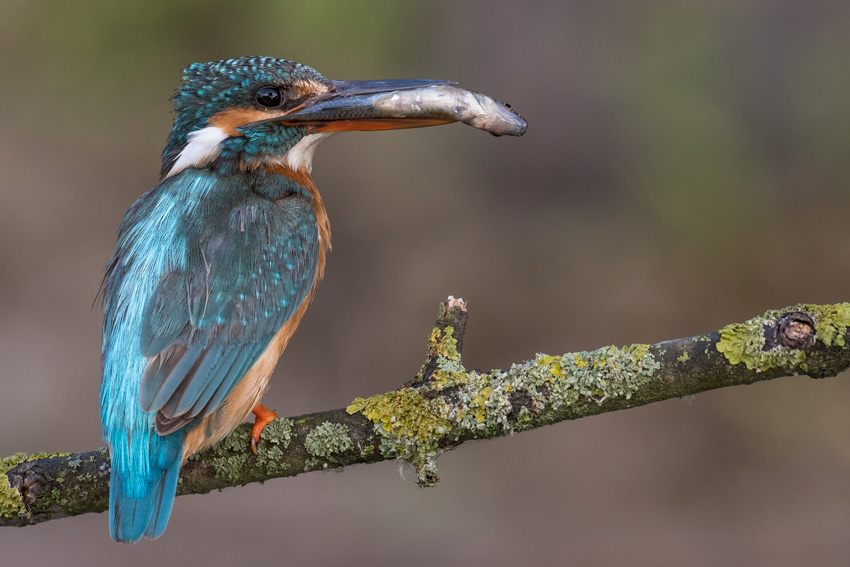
[{"xmin": 2, "ymin": 1, "xmax": 849, "ymax": 565}]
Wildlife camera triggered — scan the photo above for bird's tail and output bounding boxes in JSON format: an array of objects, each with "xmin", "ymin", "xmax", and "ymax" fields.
[{"xmin": 109, "ymin": 432, "xmax": 183, "ymax": 543}]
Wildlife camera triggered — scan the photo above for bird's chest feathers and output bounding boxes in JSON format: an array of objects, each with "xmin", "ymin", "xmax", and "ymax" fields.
[
  {"xmin": 112, "ymin": 170, "xmax": 323, "ymax": 310},
  {"xmin": 146, "ymin": 168, "xmax": 310, "ymax": 237}
]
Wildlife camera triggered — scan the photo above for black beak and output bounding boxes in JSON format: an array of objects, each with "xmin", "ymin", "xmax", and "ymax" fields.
[{"xmin": 250, "ymin": 78, "xmax": 527, "ymax": 137}]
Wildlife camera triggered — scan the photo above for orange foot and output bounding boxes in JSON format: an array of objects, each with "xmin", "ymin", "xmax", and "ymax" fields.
[{"xmin": 250, "ymin": 403, "xmax": 279, "ymax": 454}]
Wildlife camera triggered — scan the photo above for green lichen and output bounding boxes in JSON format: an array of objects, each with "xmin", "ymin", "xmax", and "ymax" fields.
[
  {"xmin": 532, "ymin": 344, "xmax": 659, "ymax": 404},
  {"xmin": 259, "ymin": 418, "xmax": 294, "ymax": 446},
  {"xmin": 350, "ymin": 389, "xmax": 453, "ymax": 449},
  {"xmin": 341, "ymin": 302, "xmax": 850, "ymax": 491},
  {"xmin": 256, "ymin": 418, "xmax": 293, "ymax": 476},
  {"xmin": 256, "ymin": 445, "xmax": 289, "ymax": 476},
  {"xmin": 49, "ymin": 486, "xmax": 70, "ymax": 510},
  {"xmin": 717, "ymin": 320, "xmax": 805, "ymax": 371},
  {"xmin": 201, "ymin": 418, "xmax": 295, "ymax": 481},
  {"xmin": 347, "ymin": 383, "xmax": 455, "ymax": 486},
  {"xmin": 304, "ymin": 422, "xmax": 353, "ymax": 458},
  {"xmin": 806, "ymin": 302, "xmax": 850, "ymax": 347},
  {"xmin": 349, "ymin": 330, "xmax": 662, "ymax": 486},
  {"xmin": 471, "ymin": 386, "xmax": 493, "ymax": 424},
  {"xmin": 448, "ymin": 369, "xmax": 512, "ymax": 435},
  {"xmin": 207, "ymin": 427, "xmax": 251, "ymax": 482},
  {"xmin": 346, "ymin": 397, "xmax": 368, "ymax": 415},
  {"xmin": 1, "ymin": 453, "xmax": 27, "ymax": 518},
  {"xmin": 416, "ymin": 459, "xmax": 440, "ymax": 486},
  {"xmin": 424, "ymin": 326, "xmax": 467, "ymax": 389},
  {"xmin": 714, "ymin": 304, "xmax": 850, "ymax": 371},
  {"xmin": 1, "ymin": 451, "xmax": 72, "ymax": 519},
  {"xmin": 428, "ymin": 326, "xmax": 461, "ymax": 361},
  {"xmin": 349, "ymin": 328, "xmax": 463, "ymax": 448}
]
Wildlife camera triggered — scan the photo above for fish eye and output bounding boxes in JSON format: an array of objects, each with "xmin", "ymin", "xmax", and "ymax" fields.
[{"xmin": 255, "ymin": 87, "xmax": 283, "ymax": 108}]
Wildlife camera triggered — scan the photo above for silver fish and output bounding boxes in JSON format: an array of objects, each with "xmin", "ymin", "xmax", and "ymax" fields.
[{"xmin": 278, "ymin": 80, "xmax": 527, "ymax": 137}]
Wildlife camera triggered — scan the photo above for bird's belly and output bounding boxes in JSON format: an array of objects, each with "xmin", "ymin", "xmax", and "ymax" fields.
[{"xmin": 181, "ymin": 294, "xmax": 314, "ymax": 460}]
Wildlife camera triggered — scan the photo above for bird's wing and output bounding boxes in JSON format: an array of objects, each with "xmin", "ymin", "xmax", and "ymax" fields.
[{"xmin": 135, "ymin": 187, "xmax": 319, "ymax": 434}]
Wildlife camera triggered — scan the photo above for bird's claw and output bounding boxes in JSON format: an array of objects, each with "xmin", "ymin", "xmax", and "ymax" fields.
[{"xmin": 250, "ymin": 403, "xmax": 278, "ymax": 454}]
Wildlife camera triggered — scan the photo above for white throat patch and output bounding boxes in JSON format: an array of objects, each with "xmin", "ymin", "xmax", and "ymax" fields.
[
  {"xmin": 165, "ymin": 129, "xmax": 335, "ymax": 178},
  {"xmin": 166, "ymin": 126, "xmax": 229, "ymax": 178},
  {"xmin": 282, "ymin": 132, "xmax": 335, "ymax": 173}
]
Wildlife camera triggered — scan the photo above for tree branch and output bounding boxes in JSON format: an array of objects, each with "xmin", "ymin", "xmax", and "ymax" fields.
[{"xmin": 3, "ymin": 298, "xmax": 849, "ymax": 528}]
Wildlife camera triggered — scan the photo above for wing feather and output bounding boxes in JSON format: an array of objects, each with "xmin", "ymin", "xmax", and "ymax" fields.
[{"xmin": 138, "ymin": 185, "xmax": 319, "ymax": 433}]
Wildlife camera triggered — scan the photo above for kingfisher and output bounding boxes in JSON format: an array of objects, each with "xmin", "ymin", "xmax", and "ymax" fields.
[{"xmin": 99, "ymin": 56, "xmax": 525, "ymax": 544}]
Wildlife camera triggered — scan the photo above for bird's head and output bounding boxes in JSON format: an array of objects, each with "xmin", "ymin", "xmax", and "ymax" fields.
[
  {"xmin": 161, "ymin": 56, "xmax": 526, "ymax": 180},
  {"xmin": 163, "ymin": 57, "xmax": 332, "ymax": 179}
]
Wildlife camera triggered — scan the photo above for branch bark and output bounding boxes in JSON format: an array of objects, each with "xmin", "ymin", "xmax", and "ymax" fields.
[{"xmin": 3, "ymin": 298, "xmax": 849, "ymax": 528}]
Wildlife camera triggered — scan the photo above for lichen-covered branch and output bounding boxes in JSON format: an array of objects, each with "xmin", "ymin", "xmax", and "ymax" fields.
[{"xmin": 3, "ymin": 298, "xmax": 849, "ymax": 528}]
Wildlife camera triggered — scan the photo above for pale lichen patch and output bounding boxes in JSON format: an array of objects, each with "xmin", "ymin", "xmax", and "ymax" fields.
[
  {"xmin": 304, "ymin": 422, "xmax": 353, "ymax": 458},
  {"xmin": 260, "ymin": 418, "xmax": 294, "ymax": 445},
  {"xmin": 257, "ymin": 418, "xmax": 293, "ymax": 476},
  {"xmin": 206, "ymin": 425, "xmax": 251, "ymax": 482},
  {"xmin": 531, "ymin": 344, "xmax": 659, "ymax": 405}
]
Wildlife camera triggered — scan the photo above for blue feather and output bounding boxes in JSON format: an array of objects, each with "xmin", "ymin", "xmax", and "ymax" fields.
[
  {"xmin": 142, "ymin": 446, "xmax": 181, "ymax": 540},
  {"xmin": 141, "ymin": 346, "xmax": 204, "ymax": 413},
  {"xmin": 109, "ymin": 431, "xmax": 183, "ymax": 543},
  {"xmin": 187, "ymin": 347, "xmax": 242, "ymax": 416},
  {"xmin": 101, "ymin": 167, "xmax": 319, "ymax": 541}
]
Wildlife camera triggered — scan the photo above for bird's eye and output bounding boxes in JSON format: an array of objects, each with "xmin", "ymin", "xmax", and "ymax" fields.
[{"xmin": 255, "ymin": 87, "xmax": 283, "ymax": 108}]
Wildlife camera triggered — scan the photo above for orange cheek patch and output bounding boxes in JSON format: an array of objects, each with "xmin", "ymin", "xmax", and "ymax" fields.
[{"xmin": 208, "ymin": 108, "xmax": 286, "ymax": 136}]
